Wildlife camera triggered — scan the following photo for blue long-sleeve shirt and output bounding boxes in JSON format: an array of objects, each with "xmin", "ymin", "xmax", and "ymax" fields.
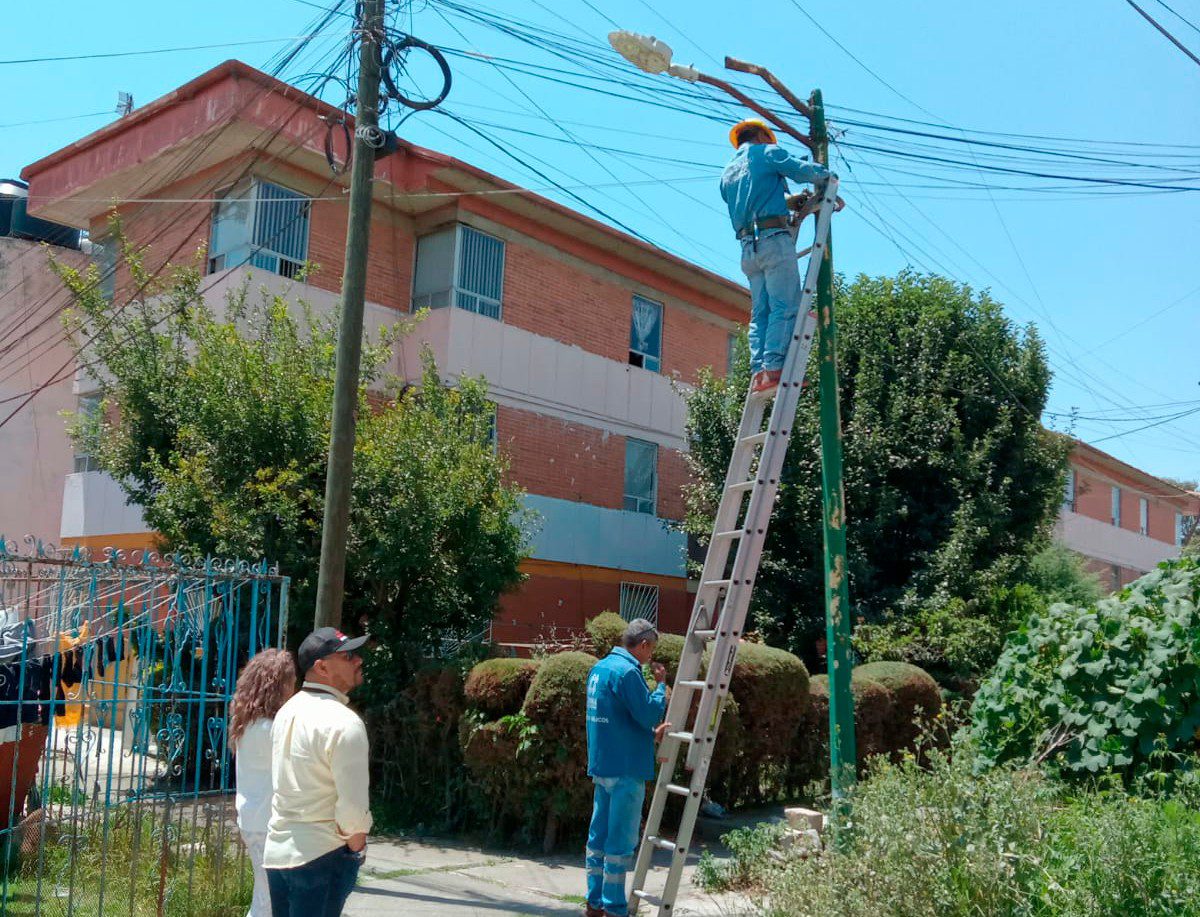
[
  {"xmin": 586, "ymin": 647, "xmax": 667, "ymax": 781},
  {"xmin": 720, "ymin": 143, "xmax": 830, "ymax": 236}
]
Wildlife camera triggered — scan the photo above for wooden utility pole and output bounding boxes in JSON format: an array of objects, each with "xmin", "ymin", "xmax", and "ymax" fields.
[{"xmin": 314, "ymin": 0, "xmax": 385, "ymax": 630}]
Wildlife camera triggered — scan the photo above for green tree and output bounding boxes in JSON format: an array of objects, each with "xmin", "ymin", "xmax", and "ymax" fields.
[
  {"xmin": 55, "ymin": 237, "xmax": 527, "ymax": 698},
  {"xmin": 685, "ymin": 271, "xmax": 1068, "ymax": 663}
]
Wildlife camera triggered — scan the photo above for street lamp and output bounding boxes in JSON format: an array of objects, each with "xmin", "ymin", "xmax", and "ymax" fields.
[{"xmin": 607, "ymin": 31, "xmax": 699, "ymax": 81}]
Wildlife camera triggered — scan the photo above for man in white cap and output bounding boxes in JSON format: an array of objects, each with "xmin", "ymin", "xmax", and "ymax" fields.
[{"xmin": 263, "ymin": 627, "xmax": 371, "ymax": 917}]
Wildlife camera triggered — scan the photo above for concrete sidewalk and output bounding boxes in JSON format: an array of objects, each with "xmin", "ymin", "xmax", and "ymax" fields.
[{"xmin": 344, "ymin": 835, "xmax": 756, "ymax": 916}]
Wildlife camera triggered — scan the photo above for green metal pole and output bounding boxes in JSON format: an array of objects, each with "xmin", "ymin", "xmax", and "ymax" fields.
[
  {"xmin": 314, "ymin": 0, "xmax": 385, "ymax": 630},
  {"xmin": 809, "ymin": 89, "xmax": 857, "ymax": 811}
]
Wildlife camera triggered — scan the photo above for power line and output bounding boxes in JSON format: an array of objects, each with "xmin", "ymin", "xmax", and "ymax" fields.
[
  {"xmin": 1122, "ymin": 0, "xmax": 1200, "ymax": 68},
  {"xmin": 0, "ymin": 111, "xmax": 112, "ymax": 130},
  {"xmin": 0, "ymin": 36, "xmax": 317, "ymax": 66},
  {"xmin": 1152, "ymin": 0, "xmax": 1200, "ymax": 36}
]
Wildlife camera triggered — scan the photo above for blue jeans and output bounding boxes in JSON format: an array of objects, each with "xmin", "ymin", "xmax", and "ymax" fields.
[
  {"xmin": 586, "ymin": 776, "xmax": 646, "ymax": 917},
  {"xmin": 265, "ymin": 844, "xmax": 363, "ymax": 917},
  {"xmin": 741, "ymin": 229, "xmax": 801, "ymax": 373}
]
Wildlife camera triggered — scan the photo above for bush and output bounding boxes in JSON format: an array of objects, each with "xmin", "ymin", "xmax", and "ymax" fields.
[
  {"xmin": 761, "ymin": 745, "xmax": 1200, "ymax": 917},
  {"xmin": 520, "ymin": 651, "xmax": 599, "ymax": 848},
  {"xmin": 792, "ymin": 672, "xmax": 894, "ymax": 789},
  {"xmin": 854, "ymin": 661, "xmax": 942, "ymax": 756},
  {"xmin": 696, "ymin": 821, "xmax": 788, "ymax": 893},
  {"xmin": 464, "ymin": 658, "xmax": 540, "ymax": 718},
  {"xmin": 971, "ymin": 558, "xmax": 1200, "ymax": 774},
  {"xmin": 652, "ymin": 633, "xmax": 687, "ymax": 681},
  {"xmin": 585, "ymin": 611, "xmax": 627, "ymax": 656},
  {"xmin": 717, "ymin": 642, "xmax": 809, "ymax": 806}
]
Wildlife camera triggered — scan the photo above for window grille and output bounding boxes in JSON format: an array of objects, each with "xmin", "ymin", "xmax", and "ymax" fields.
[
  {"xmin": 619, "ymin": 582, "xmax": 660, "ymax": 627},
  {"xmin": 208, "ymin": 180, "xmax": 309, "ymax": 278}
]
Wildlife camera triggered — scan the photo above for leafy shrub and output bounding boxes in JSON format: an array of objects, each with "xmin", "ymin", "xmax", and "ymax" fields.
[
  {"xmin": 854, "ymin": 661, "xmax": 942, "ymax": 756},
  {"xmin": 584, "ymin": 611, "xmax": 627, "ymax": 656},
  {"xmin": 460, "ymin": 717, "xmax": 533, "ymax": 828},
  {"xmin": 971, "ymin": 558, "xmax": 1200, "ymax": 774},
  {"xmin": 1026, "ymin": 541, "xmax": 1105, "ymax": 607},
  {"xmin": 652, "ymin": 633, "xmax": 687, "ymax": 680},
  {"xmin": 520, "ymin": 651, "xmax": 599, "ymax": 848},
  {"xmin": 696, "ymin": 821, "xmax": 788, "ymax": 893},
  {"xmin": 718, "ymin": 643, "xmax": 809, "ymax": 806},
  {"xmin": 855, "ymin": 584, "xmax": 1043, "ymax": 681},
  {"xmin": 463, "ymin": 658, "xmax": 540, "ymax": 718},
  {"xmin": 791, "ymin": 671, "xmax": 894, "ymax": 789},
  {"xmin": 762, "ymin": 745, "xmax": 1200, "ymax": 917}
]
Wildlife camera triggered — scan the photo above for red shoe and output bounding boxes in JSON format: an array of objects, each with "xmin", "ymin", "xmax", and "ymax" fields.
[
  {"xmin": 585, "ymin": 907, "xmax": 605, "ymax": 917},
  {"xmin": 751, "ymin": 369, "xmax": 782, "ymax": 394}
]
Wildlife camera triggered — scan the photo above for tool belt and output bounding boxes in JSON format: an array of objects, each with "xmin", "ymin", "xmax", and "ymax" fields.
[{"xmin": 735, "ymin": 215, "xmax": 789, "ymax": 241}]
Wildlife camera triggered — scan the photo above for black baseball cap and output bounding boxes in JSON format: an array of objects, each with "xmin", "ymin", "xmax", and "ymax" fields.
[{"xmin": 297, "ymin": 627, "xmax": 369, "ymax": 673}]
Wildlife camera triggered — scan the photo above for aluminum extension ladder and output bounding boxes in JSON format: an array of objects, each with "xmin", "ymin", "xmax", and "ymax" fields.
[{"xmin": 629, "ymin": 177, "xmax": 840, "ymax": 916}]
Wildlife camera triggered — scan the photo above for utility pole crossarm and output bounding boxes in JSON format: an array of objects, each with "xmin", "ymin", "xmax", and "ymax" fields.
[
  {"xmin": 723, "ymin": 56, "xmax": 814, "ymax": 120},
  {"xmin": 693, "ymin": 71, "xmax": 814, "ymax": 152}
]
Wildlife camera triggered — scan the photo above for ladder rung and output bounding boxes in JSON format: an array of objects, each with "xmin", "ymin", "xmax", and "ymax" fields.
[
  {"xmin": 668, "ymin": 731, "xmax": 695, "ymax": 744},
  {"xmin": 650, "ymin": 836, "xmax": 677, "ymax": 852},
  {"xmin": 727, "ymin": 480, "xmax": 756, "ymax": 493},
  {"xmin": 741, "ymin": 431, "xmax": 769, "ymax": 447},
  {"xmin": 634, "ymin": 890, "xmax": 664, "ymax": 907},
  {"xmin": 714, "ymin": 529, "xmax": 744, "ymax": 540},
  {"xmin": 692, "ymin": 629, "xmax": 717, "ymax": 639},
  {"xmin": 677, "ymin": 680, "xmax": 706, "ymax": 690},
  {"xmin": 666, "ymin": 783, "xmax": 691, "ymax": 796},
  {"xmin": 703, "ymin": 579, "xmax": 731, "ymax": 590}
]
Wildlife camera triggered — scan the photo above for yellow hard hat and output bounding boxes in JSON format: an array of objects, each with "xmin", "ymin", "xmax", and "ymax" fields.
[{"xmin": 729, "ymin": 118, "xmax": 777, "ymax": 148}]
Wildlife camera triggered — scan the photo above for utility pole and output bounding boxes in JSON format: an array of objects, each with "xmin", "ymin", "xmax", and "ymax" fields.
[
  {"xmin": 314, "ymin": 0, "xmax": 385, "ymax": 630},
  {"xmin": 809, "ymin": 89, "xmax": 857, "ymax": 810}
]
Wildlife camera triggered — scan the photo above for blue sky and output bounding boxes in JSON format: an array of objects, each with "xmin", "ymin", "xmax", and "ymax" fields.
[{"xmin": 3, "ymin": 0, "xmax": 1198, "ymax": 483}]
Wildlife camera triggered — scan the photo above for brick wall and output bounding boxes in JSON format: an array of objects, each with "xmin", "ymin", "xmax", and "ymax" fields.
[
  {"xmin": 1073, "ymin": 467, "xmax": 1183, "ymax": 545},
  {"xmin": 497, "ymin": 403, "xmax": 689, "ymax": 521}
]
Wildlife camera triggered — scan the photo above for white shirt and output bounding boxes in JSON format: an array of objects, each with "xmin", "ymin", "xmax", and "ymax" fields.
[
  {"xmin": 234, "ymin": 717, "xmax": 274, "ymax": 834},
  {"xmin": 262, "ymin": 682, "xmax": 372, "ymax": 869}
]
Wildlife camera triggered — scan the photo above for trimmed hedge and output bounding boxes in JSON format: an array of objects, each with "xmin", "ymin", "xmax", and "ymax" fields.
[
  {"xmin": 855, "ymin": 661, "xmax": 943, "ymax": 756},
  {"xmin": 652, "ymin": 633, "xmax": 687, "ymax": 681},
  {"xmin": 585, "ymin": 611, "xmax": 627, "ymax": 656},
  {"xmin": 464, "ymin": 658, "xmax": 540, "ymax": 718},
  {"xmin": 790, "ymin": 661, "xmax": 940, "ymax": 790}
]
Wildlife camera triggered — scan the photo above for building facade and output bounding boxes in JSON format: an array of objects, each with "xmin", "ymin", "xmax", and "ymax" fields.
[
  {"xmin": 1057, "ymin": 440, "xmax": 1199, "ymax": 590},
  {"xmin": 18, "ymin": 61, "xmax": 746, "ymax": 641},
  {"xmin": 0, "ymin": 180, "xmax": 89, "ymax": 544}
]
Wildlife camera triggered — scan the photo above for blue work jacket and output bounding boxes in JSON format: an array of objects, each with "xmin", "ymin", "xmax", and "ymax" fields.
[
  {"xmin": 720, "ymin": 142, "xmax": 829, "ymax": 237},
  {"xmin": 585, "ymin": 647, "xmax": 667, "ymax": 781}
]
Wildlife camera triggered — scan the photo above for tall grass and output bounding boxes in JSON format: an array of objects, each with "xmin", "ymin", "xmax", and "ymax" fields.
[{"xmin": 751, "ymin": 748, "xmax": 1200, "ymax": 916}]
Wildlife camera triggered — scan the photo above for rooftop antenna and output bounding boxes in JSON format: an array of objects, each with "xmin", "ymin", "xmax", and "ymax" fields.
[{"xmin": 116, "ymin": 92, "xmax": 133, "ymax": 117}]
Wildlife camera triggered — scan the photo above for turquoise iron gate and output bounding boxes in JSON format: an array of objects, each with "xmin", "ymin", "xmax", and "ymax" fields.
[{"xmin": 0, "ymin": 538, "xmax": 289, "ymax": 916}]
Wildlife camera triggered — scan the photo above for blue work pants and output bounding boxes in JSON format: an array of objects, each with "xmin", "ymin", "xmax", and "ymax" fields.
[
  {"xmin": 741, "ymin": 229, "xmax": 802, "ymax": 373},
  {"xmin": 585, "ymin": 776, "xmax": 645, "ymax": 917}
]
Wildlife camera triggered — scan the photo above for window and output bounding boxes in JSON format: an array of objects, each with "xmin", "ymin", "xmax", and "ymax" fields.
[
  {"xmin": 623, "ymin": 438, "xmax": 658, "ymax": 515},
  {"xmin": 73, "ymin": 394, "xmax": 102, "ymax": 473},
  {"xmin": 629, "ymin": 295, "xmax": 663, "ymax": 372},
  {"xmin": 1063, "ymin": 469, "xmax": 1076, "ymax": 512},
  {"xmin": 94, "ymin": 236, "xmax": 115, "ymax": 303},
  {"xmin": 208, "ymin": 180, "xmax": 310, "ymax": 278},
  {"xmin": 1179, "ymin": 513, "xmax": 1195, "ymax": 548},
  {"xmin": 1139, "ymin": 498, "xmax": 1149, "ymax": 536},
  {"xmin": 619, "ymin": 582, "xmax": 660, "ymax": 627},
  {"xmin": 727, "ymin": 332, "xmax": 740, "ymax": 376},
  {"xmin": 1110, "ymin": 564, "xmax": 1122, "ymax": 591},
  {"xmin": 1111, "ymin": 486, "xmax": 1122, "ymax": 527},
  {"xmin": 412, "ymin": 224, "xmax": 505, "ymax": 319}
]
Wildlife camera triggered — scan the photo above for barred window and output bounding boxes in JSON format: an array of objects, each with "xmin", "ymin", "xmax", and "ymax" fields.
[
  {"xmin": 619, "ymin": 582, "xmax": 660, "ymax": 628},
  {"xmin": 208, "ymin": 180, "xmax": 310, "ymax": 279}
]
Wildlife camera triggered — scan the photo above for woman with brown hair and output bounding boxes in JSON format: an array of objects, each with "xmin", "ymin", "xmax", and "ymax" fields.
[{"xmin": 230, "ymin": 648, "xmax": 297, "ymax": 917}]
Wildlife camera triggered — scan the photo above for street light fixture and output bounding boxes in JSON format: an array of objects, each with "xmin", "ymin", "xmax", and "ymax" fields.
[{"xmin": 607, "ymin": 31, "xmax": 699, "ymax": 81}]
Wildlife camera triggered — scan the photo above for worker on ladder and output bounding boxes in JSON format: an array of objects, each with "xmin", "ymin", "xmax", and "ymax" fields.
[{"xmin": 720, "ymin": 119, "xmax": 834, "ymax": 395}]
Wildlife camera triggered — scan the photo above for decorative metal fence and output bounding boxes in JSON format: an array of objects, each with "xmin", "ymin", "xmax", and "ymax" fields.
[{"xmin": 0, "ymin": 538, "xmax": 289, "ymax": 916}]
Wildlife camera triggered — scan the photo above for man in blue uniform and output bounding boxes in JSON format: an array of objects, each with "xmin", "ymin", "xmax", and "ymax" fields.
[
  {"xmin": 584, "ymin": 618, "xmax": 668, "ymax": 917},
  {"xmin": 720, "ymin": 118, "xmax": 833, "ymax": 395}
]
